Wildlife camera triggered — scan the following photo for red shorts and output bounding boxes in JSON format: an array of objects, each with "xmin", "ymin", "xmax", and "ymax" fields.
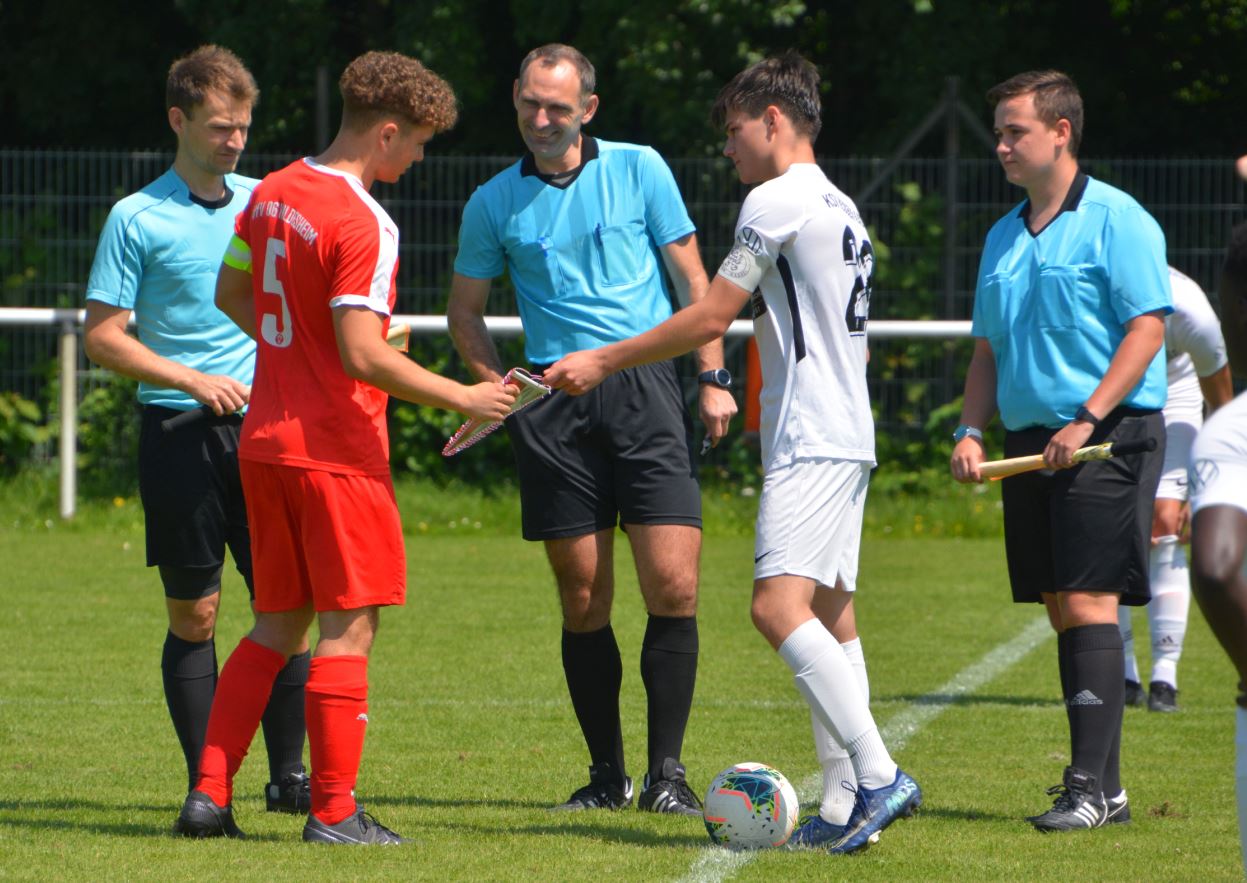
[{"xmin": 241, "ymin": 460, "xmax": 406, "ymax": 612}]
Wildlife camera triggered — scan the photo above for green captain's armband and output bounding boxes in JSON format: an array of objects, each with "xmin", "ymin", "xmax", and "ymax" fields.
[{"xmin": 222, "ymin": 234, "xmax": 253, "ymax": 273}]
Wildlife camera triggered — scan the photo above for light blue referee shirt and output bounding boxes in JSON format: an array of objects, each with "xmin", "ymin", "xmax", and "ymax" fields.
[
  {"xmin": 85, "ymin": 168, "xmax": 258, "ymax": 410},
  {"xmin": 971, "ymin": 173, "xmax": 1172, "ymax": 430},
  {"xmin": 454, "ymin": 137, "xmax": 696, "ymax": 364}
]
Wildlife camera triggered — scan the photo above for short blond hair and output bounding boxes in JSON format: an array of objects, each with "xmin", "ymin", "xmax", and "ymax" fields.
[{"xmin": 339, "ymin": 51, "xmax": 458, "ymax": 133}]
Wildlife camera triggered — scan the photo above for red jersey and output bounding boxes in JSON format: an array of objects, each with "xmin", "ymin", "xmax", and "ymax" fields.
[{"xmin": 234, "ymin": 158, "xmax": 398, "ymax": 475}]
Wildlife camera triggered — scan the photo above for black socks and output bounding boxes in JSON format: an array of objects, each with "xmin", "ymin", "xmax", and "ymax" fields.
[
  {"xmin": 1061, "ymin": 624, "xmax": 1125, "ymax": 793},
  {"xmin": 640, "ymin": 615, "xmax": 699, "ymax": 782},
  {"xmin": 161, "ymin": 631, "xmax": 217, "ymax": 792},
  {"xmin": 562, "ymin": 625, "xmax": 625, "ymax": 784},
  {"xmin": 261, "ymin": 649, "xmax": 310, "ymax": 782}
]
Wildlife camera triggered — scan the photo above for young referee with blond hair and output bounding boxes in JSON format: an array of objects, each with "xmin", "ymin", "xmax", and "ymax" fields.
[{"xmin": 83, "ymin": 45, "xmax": 311, "ymax": 814}]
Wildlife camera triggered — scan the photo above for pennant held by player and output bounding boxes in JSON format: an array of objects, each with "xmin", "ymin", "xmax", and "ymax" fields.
[{"xmin": 442, "ymin": 368, "xmax": 552, "ymax": 456}]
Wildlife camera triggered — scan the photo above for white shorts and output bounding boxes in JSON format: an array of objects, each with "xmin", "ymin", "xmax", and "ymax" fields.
[
  {"xmin": 1190, "ymin": 457, "xmax": 1247, "ymax": 514},
  {"xmin": 1158, "ymin": 416, "xmax": 1200, "ymax": 501},
  {"xmin": 753, "ymin": 458, "xmax": 870, "ymax": 590},
  {"xmin": 1190, "ymin": 394, "xmax": 1247, "ymax": 515}
]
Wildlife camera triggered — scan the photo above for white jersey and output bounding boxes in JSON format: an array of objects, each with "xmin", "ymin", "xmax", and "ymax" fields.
[
  {"xmin": 1189, "ymin": 391, "xmax": 1247, "ymax": 516},
  {"xmin": 716, "ymin": 164, "xmax": 875, "ymax": 469},
  {"xmin": 1158, "ymin": 268, "xmax": 1229, "ymax": 499},
  {"xmin": 1166, "ymin": 267, "xmax": 1227, "ymax": 415}
]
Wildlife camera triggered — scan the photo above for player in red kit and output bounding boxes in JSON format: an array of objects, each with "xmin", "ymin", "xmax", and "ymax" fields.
[{"xmin": 173, "ymin": 51, "xmax": 517, "ymax": 845}]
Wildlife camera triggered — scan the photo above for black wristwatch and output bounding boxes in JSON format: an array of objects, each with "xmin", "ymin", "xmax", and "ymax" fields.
[
  {"xmin": 698, "ymin": 368, "xmax": 732, "ymax": 390},
  {"xmin": 1074, "ymin": 405, "xmax": 1101, "ymax": 427}
]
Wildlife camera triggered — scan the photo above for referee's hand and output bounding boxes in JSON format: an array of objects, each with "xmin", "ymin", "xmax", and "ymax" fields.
[
  {"xmin": 1044, "ymin": 420, "xmax": 1095, "ymax": 469},
  {"xmin": 950, "ymin": 436, "xmax": 985, "ymax": 484},
  {"xmin": 699, "ymin": 385, "xmax": 736, "ymax": 448},
  {"xmin": 185, "ymin": 372, "xmax": 249, "ymax": 416}
]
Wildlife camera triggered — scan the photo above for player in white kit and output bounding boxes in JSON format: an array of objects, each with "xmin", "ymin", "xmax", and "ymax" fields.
[
  {"xmin": 1189, "ymin": 222, "xmax": 1247, "ymax": 875},
  {"xmin": 1119, "ymin": 267, "xmax": 1233, "ymax": 711},
  {"xmin": 543, "ymin": 51, "xmax": 920, "ymax": 855}
]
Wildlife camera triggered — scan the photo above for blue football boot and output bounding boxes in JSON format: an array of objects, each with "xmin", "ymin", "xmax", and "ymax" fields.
[{"xmin": 828, "ymin": 769, "xmax": 921, "ymax": 854}]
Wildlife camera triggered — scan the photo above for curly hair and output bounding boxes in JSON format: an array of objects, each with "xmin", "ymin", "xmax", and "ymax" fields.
[
  {"xmin": 339, "ymin": 51, "xmax": 458, "ymax": 133},
  {"xmin": 711, "ymin": 51, "xmax": 822, "ymax": 140},
  {"xmin": 987, "ymin": 70, "xmax": 1084, "ymax": 156},
  {"xmin": 166, "ymin": 45, "xmax": 258, "ymax": 117}
]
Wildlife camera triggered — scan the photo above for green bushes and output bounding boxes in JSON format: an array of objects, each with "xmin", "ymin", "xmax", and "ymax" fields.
[{"xmin": 0, "ymin": 391, "xmax": 48, "ymax": 476}]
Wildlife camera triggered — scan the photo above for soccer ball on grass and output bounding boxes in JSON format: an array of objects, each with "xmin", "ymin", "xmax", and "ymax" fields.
[{"xmin": 702, "ymin": 762, "xmax": 799, "ymax": 849}]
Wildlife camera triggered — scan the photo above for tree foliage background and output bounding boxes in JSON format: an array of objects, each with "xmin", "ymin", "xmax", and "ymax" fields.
[
  {"xmin": 3, "ymin": 0, "xmax": 1247, "ymax": 158},
  {"xmin": 3, "ymin": 0, "xmax": 1246, "ymax": 490}
]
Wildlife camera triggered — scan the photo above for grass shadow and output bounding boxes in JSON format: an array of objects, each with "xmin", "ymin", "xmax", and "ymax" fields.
[
  {"xmin": 504, "ymin": 820, "xmax": 708, "ymax": 848},
  {"xmin": 883, "ymin": 693, "xmax": 1061, "ymax": 707},
  {"xmin": 366, "ymin": 793, "xmax": 548, "ymax": 811}
]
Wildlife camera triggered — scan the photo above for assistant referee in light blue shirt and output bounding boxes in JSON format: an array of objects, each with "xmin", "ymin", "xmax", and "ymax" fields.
[
  {"xmin": 951, "ymin": 70, "xmax": 1170, "ymax": 834},
  {"xmin": 82, "ymin": 45, "xmax": 309, "ymax": 814}
]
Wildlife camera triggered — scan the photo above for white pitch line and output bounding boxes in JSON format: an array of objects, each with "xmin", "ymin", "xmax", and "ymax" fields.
[{"xmin": 678, "ymin": 614, "xmax": 1053, "ymax": 883}]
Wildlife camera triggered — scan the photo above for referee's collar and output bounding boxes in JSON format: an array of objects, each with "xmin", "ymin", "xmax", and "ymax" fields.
[
  {"xmin": 1019, "ymin": 170, "xmax": 1088, "ymax": 236},
  {"xmin": 521, "ymin": 136, "xmax": 599, "ymax": 189}
]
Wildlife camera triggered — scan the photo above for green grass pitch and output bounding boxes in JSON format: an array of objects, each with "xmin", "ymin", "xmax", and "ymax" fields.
[{"xmin": 0, "ymin": 479, "xmax": 1242, "ymax": 881}]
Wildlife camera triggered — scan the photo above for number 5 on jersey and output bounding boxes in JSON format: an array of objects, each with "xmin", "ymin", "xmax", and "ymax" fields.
[{"xmin": 261, "ymin": 237, "xmax": 293, "ymax": 348}]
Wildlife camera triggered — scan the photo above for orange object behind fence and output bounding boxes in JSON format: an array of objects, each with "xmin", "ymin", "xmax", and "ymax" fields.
[{"xmin": 744, "ymin": 337, "xmax": 761, "ymax": 433}]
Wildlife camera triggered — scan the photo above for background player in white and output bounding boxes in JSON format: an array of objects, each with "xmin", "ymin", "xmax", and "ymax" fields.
[
  {"xmin": 1119, "ymin": 267, "xmax": 1233, "ymax": 711},
  {"xmin": 1188, "ymin": 222, "xmax": 1247, "ymax": 874},
  {"xmin": 544, "ymin": 51, "xmax": 920, "ymax": 855}
]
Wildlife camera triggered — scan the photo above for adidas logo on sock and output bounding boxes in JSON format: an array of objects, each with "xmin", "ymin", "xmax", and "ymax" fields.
[
  {"xmin": 1068, "ymin": 690, "xmax": 1104, "ymax": 706},
  {"xmin": 356, "ymin": 713, "xmax": 369, "ymax": 723}
]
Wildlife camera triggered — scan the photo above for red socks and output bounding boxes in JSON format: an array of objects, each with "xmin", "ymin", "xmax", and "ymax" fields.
[
  {"xmin": 193, "ymin": 645, "xmax": 369, "ymax": 825},
  {"xmin": 195, "ymin": 637, "xmax": 287, "ymax": 807},
  {"xmin": 306, "ymin": 655, "xmax": 369, "ymax": 825}
]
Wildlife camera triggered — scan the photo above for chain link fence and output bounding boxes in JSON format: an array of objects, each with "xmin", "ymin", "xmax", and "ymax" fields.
[{"xmin": 3, "ymin": 148, "xmax": 1244, "ymax": 461}]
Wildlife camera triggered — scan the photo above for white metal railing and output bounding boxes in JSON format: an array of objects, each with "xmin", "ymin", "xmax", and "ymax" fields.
[{"xmin": 0, "ymin": 308, "xmax": 972, "ymax": 518}]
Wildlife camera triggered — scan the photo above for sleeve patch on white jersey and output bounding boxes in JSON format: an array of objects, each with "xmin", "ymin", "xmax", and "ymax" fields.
[
  {"xmin": 738, "ymin": 227, "xmax": 765, "ymax": 255},
  {"xmin": 718, "ymin": 243, "xmax": 764, "ymax": 292}
]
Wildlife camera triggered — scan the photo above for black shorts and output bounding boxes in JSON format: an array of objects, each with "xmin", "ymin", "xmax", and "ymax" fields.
[
  {"xmin": 1001, "ymin": 409, "xmax": 1164, "ymax": 606},
  {"xmin": 138, "ymin": 405, "xmax": 252, "ymax": 581},
  {"xmin": 506, "ymin": 360, "xmax": 702, "ymax": 541}
]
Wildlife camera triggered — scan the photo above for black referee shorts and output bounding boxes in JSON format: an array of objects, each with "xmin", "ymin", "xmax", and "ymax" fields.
[
  {"xmin": 506, "ymin": 360, "xmax": 702, "ymax": 541},
  {"xmin": 1001, "ymin": 409, "xmax": 1164, "ymax": 606},
  {"xmin": 138, "ymin": 405, "xmax": 253, "ymax": 587}
]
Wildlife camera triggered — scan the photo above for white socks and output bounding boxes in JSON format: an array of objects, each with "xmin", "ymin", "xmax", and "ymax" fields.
[
  {"xmin": 778, "ymin": 619, "xmax": 896, "ymax": 808},
  {"xmin": 810, "ymin": 637, "xmax": 871, "ymax": 823},
  {"xmin": 1148, "ymin": 536, "xmax": 1189, "ymax": 688},
  {"xmin": 1121, "ymin": 535, "xmax": 1191, "ymax": 688},
  {"xmin": 1118, "ymin": 604, "xmax": 1140, "ymax": 684}
]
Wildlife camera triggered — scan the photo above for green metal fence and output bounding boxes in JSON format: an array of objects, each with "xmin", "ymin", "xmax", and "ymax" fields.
[{"xmin": 3, "ymin": 148, "xmax": 1245, "ymax": 449}]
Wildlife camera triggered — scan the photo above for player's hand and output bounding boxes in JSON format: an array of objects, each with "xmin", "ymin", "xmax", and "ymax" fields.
[
  {"xmin": 1045, "ymin": 420, "xmax": 1095, "ymax": 469},
  {"xmin": 699, "ymin": 385, "xmax": 737, "ymax": 448},
  {"xmin": 950, "ymin": 437, "xmax": 986, "ymax": 483},
  {"xmin": 461, "ymin": 380, "xmax": 518, "ymax": 423},
  {"xmin": 185, "ymin": 373, "xmax": 250, "ymax": 416},
  {"xmin": 543, "ymin": 350, "xmax": 609, "ymax": 396}
]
